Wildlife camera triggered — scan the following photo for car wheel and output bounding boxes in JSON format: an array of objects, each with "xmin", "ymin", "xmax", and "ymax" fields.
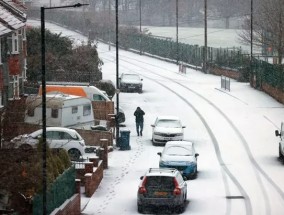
[
  {"xmin": 137, "ymin": 204, "xmax": 145, "ymax": 214},
  {"xmin": 68, "ymin": 148, "xmax": 81, "ymax": 161},
  {"xmin": 138, "ymin": 89, "xmax": 143, "ymax": 94}
]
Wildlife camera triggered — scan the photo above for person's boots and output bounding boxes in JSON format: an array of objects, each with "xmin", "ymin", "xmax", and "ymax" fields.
[{"xmin": 140, "ymin": 131, "xmax": 142, "ymax": 136}]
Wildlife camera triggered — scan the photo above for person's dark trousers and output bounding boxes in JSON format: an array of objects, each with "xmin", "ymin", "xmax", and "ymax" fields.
[{"xmin": 136, "ymin": 122, "xmax": 144, "ymax": 136}]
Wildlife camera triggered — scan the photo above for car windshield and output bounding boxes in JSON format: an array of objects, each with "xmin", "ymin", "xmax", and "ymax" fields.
[
  {"xmin": 156, "ymin": 119, "xmax": 181, "ymax": 128},
  {"xmin": 122, "ymin": 74, "xmax": 140, "ymax": 81},
  {"xmin": 165, "ymin": 146, "xmax": 192, "ymax": 156}
]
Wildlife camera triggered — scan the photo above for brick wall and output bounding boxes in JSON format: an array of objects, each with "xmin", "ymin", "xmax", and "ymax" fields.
[
  {"xmin": 210, "ymin": 65, "xmax": 241, "ymax": 80},
  {"xmin": 84, "ymin": 160, "xmax": 104, "ymax": 197},
  {"xmin": 76, "ymin": 129, "xmax": 113, "ymax": 147},
  {"xmin": 50, "ymin": 194, "xmax": 81, "ymax": 215},
  {"xmin": 261, "ymin": 82, "xmax": 284, "ymax": 104}
]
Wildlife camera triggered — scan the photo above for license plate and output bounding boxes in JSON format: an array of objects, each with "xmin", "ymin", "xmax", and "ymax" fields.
[
  {"xmin": 164, "ymin": 137, "xmax": 171, "ymax": 140},
  {"xmin": 154, "ymin": 191, "xmax": 167, "ymax": 196},
  {"xmin": 129, "ymin": 86, "xmax": 135, "ymax": 89}
]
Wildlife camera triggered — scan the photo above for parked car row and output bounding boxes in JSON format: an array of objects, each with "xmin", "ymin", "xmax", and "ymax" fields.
[{"xmin": 137, "ymin": 115, "xmax": 200, "ymax": 213}]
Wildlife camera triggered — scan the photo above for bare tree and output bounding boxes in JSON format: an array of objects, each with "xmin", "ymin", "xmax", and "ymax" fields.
[{"xmin": 239, "ymin": 0, "xmax": 284, "ymax": 64}]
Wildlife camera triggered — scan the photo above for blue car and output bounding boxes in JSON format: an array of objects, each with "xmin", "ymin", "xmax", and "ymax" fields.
[{"xmin": 157, "ymin": 141, "xmax": 199, "ymax": 180}]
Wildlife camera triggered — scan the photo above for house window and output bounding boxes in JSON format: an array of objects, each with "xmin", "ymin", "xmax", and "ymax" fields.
[
  {"xmin": 12, "ymin": 32, "xmax": 19, "ymax": 53},
  {"xmin": 22, "ymin": 27, "xmax": 26, "ymax": 40},
  {"xmin": 72, "ymin": 106, "xmax": 78, "ymax": 114},
  {"xmin": 83, "ymin": 105, "xmax": 91, "ymax": 116},
  {"xmin": 9, "ymin": 75, "xmax": 20, "ymax": 99},
  {"xmin": 51, "ymin": 109, "xmax": 58, "ymax": 118},
  {"xmin": 23, "ymin": 59, "xmax": 27, "ymax": 80}
]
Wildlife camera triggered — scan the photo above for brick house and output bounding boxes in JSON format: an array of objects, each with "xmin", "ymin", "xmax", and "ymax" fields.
[{"xmin": 0, "ymin": 0, "xmax": 27, "ymax": 107}]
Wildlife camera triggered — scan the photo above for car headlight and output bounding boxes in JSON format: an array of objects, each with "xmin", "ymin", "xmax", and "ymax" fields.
[
  {"xmin": 159, "ymin": 160, "xmax": 168, "ymax": 167},
  {"xmin": 186, "ymin": 161, "xmax": 196, "ymax": 166}
]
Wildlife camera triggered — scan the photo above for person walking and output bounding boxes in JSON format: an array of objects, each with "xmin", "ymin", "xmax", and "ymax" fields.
[{"xmin": 134, "ymin": 107, "xmax": 145, "ymax": 136}]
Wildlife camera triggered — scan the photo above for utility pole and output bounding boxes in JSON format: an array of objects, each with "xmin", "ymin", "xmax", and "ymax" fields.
[
  {"xmin": 203, "ymin": 0, "xmax": 207, "ymax": 73},
  {"xmin": 250, "ymin": 0, "xmax": 253, "ymax": 85},
  {"xmin": 139, "ymin": 0, "xmax": 142, "ymax": 55},
  {"xmin": 176, "ymin": 0, "xmax": 179, "ymax": 65},
  {"xmin": 108, "ymin": 0, "xmax": 111, "ymax": 51},
  {"xmin": 115, "ymin": 0, "xmax": 120, "ymax": 145}
]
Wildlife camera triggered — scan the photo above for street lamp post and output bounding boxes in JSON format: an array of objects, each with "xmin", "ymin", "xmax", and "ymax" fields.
[
  {"xmin": 204, "ymin": 0, "xmax": 208, "ymax": 73},
  {"xmin": 176, "ymin": 0, "xmax": 179, "ymax": 65},
  {"xmin": 139, "ymin": 0, "xmax": 142, "ymax": 55},
  {"xmin": 115, "ymin": 0, "xmax": 120, "ymax": 146},
  {"xmin": 41, "ymin": 3, "xmax": 88, "ymax": 214},
  {"xmin": 250, "ymin": 0, "xmax": 253, "ymax": 85}
]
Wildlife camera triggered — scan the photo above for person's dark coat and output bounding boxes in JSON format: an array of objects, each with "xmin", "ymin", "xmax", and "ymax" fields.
[{"xmin": 134, "ymin": 107, "xmax": 145, "ymax": 123}]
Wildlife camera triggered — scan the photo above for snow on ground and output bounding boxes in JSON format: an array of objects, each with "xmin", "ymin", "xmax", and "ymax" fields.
[{"xmin": 27, "ymin": 20, "xmax": 284, "ymax": 215}]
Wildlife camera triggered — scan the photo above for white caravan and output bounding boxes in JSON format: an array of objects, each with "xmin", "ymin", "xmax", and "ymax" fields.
[{"xmin": 25, "ymin": 93, "xmax": 95, "ymax": 129}]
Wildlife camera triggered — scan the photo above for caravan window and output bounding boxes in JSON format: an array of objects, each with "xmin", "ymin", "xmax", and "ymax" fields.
[
  {"xmin": 51, "ymin": 109, "xmax": 58, "ymax": 118},
  {"xmin": 93, "ymin": 94, "xmax": 105, "ymax": 101},
  {"xmin": 83, "ymin": 105, "xmax": 91, "ymax": 116},
  {"xmin": 72, "ymin": 106, "xmax": 78, "ymax": 114}
]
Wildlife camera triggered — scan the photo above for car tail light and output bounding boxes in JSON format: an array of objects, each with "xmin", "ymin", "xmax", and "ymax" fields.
[
  {"xmin": 173, "ymin": 178, "xmax": 181, "ymax": 195},
  {"xmin": 138, "ymin": 176, "xmax": 147, "ymax": 194}
]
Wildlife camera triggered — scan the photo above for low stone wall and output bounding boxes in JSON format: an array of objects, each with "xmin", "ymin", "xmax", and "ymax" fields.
[
  {"xmin": 50, "ymin": 194, "xmax": 81, "ymax": 215},
  {"xmin": 84, "ymin": 160, "xmax": 104, "ymax": 197},
  {"xmin": 76, "ymin": 129, "xmax": 113, "ymax": 147},
  {"xmin": 210, "ymin": 65, "xmax": 241, "ymax": 80}
]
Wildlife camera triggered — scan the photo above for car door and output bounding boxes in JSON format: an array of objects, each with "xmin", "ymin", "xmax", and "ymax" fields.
[
  {"xmin": 46, "ymin": 131, "xmax": 61, "ymax": 149},
  {"xmin": 281, "ymin": 122, "xmax": 284, "ymax": 140}
]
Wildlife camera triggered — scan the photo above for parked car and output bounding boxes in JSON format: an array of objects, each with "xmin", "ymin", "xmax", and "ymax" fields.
[
  {"xmin": 10, "ymin": 127, "xmax": 87, "ymax": 160},
  {"xmin": 119, "ymin": 73, "xmax": 143, "ymax": 93},
  {"xmin": 151, "ymin": 116, "xmax": 185, "ymax": 146},
  {"xmin": 137, "ymin": 168, "xmax": 187, "ymax": 214},
  {"xmin": 157, "ymin": 141, "xmax": 199, "ymax": 179}
]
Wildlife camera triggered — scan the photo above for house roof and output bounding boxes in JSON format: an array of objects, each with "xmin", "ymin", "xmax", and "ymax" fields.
[
  {"xmin": 0, "ymin": 0, "xmax": 26, "ymax": 36},
  {"xmin": 0, "ymin": 21, "xmax": 11, "ymax": 36},
  {"xmin": 0, "ymin": 0, "xmax": 27, "ymax": 20},
  {"xmin": 0, "ymin": 5, "xmax": 25, "ymax": 30}
]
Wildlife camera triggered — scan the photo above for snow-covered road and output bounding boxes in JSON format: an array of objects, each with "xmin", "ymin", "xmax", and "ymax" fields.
[{"xmin": 28, "ymin": 20, "xmax": 284, "ymax": 215}]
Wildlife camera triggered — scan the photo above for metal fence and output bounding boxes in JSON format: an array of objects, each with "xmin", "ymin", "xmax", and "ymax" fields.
[
  {"xmin": 32, "ymin": 166, "xmax": 76, "ymax": 215},
  {"xmin": 27, "ymin": 8, "xmax": 284, "ymax": 94}
]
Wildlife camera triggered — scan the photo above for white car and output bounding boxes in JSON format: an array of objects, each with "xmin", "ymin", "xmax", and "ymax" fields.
[
  {"xmin": 10, "ymin": 127, "xmax": 86, "ymax": 160},
  {"xmin": 151, "ymin": 116, "xmax": 185, "ymax": 146}
]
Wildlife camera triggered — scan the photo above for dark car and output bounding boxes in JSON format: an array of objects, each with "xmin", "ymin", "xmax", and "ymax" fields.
[
  {"xmin": 119, "ymin": 73, "xmax": 143, "ymax": 93},
  {"xmin": 137, "ymin": 168, "xmax": 187, "ymax": 214}
]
